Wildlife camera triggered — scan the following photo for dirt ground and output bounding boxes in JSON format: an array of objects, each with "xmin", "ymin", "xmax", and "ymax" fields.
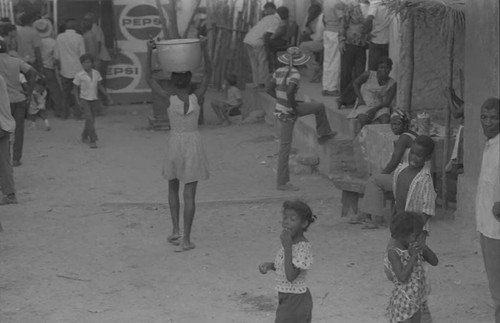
[{"xmin": 0, "ymin": 90, "xmax": 495, "ymax": 323}]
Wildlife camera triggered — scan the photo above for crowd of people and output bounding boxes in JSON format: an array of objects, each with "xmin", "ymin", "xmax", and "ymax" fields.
[
  {"xmin": 0, "ymin": 2, "xmax": 499, "ymax": 323},
  {"xmin": 0, "ymin": 11, "xmax": 111, "ymax": 206},
  {"xmin": 245, "ymin": 0, "xmax": 395, "ymax": 132},
  {"xmin": 246, "ymin": 1, "xmax": 499, "ymax": 322}
]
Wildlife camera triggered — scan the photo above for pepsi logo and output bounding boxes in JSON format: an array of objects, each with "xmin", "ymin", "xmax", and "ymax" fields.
[
  {"xmin": 120, "ymin": 4, "xmax": 162, "ymax": 41},
  {"xmin": 106, "ymin": 52, "xmax": 142, "ymax": 92}
]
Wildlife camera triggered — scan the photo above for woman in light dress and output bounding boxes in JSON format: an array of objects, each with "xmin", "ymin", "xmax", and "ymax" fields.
[{"xmin": 146, "ymin": 39, "xmax": 211, "ymax": 252}]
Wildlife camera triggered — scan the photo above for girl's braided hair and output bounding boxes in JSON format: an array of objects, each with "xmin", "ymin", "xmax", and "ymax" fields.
[{"xmin": 283, "ymin": 200, "xmax": 317, "ymax": 232}]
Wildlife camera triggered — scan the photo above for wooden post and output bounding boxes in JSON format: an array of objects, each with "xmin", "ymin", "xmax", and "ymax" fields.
[
  {"xmin": 400, "ymin": 11, "xmax": 415, "ymax": 115},
  {"xmin": 442, "ymin": 30, "xmax": 455, "ymax": 210}
]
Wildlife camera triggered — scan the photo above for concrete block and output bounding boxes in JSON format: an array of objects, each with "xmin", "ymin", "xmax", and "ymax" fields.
[
  {"xmin": 297, "ymin": 153, "xmax": 320, "ymax": 166},
  {"xmin": 289, "ymin": 159, "xmax": 314, "ymax": 175}
]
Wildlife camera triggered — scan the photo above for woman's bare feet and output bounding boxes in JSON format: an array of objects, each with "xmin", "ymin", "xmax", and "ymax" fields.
[
  {"xmin": 167, "ymin": 233, "xmax": 182, "ymax": 246},
  {"xmin": 175, "ymin": 240, "xmax": 196, "ymax": 252}
]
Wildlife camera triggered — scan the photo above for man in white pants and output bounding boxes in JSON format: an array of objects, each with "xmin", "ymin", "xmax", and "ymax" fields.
[{"xmin": 322, "ymin": 0, "xmax": 346, "ymax": 96}]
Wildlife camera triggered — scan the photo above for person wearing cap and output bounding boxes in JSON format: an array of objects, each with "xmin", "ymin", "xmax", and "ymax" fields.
[
  {"xmin": 267, "ymin": 47, "xmax": 337, "ymax": 191},
  {"xmin": 15, "ymin": 12, "xmax": 43, "ymax": 71},
  {"xmin": 0, "ymin": 73, "xmax": 17, "ymax": 205},
  {"xmin": 243, "ymin": 2, "xmax": 282, "ymax": 90},
  {"xmin": 54, "ymin": 18, "xmax": 85, "ymax": 119},
  {"xmin": 0, "ymin": 39, "xmax": 37, "ymax": 167},
  {"xmin": 33, "ymin": 18, "xmax": 63, "ymax": 118}
]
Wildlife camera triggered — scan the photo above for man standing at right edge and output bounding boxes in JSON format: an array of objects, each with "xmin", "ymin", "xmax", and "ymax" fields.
[{"xmin": 476, "ymin": 97, "xmax": 500, "ymax": 323}]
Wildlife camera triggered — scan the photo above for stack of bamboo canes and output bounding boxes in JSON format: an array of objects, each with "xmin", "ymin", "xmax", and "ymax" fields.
[{"xmin": 207, "ymin": 0, "xmax": 262, "ymax": 89}]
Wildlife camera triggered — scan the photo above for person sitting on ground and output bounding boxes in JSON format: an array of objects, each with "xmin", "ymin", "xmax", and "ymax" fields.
[
  {"xmin": 348, "ymin": 56, "xmax": 396, "ymax": 133},
  {"xmin": 443, "ymin": 86, "xmax": 464, "ymax": 174},
  {"xmin": 145, "ymin": 38, "xmax": 211, "ymax": 252},
  {"xmin": 267, "ymin": 47, "xmax": 337, "ymax": 191},
  {"xmin": 353, "ymin": 109, "xmax": 418, "ymax": 229},
  {"xmin": 210, "ymin": 73, "xmax": 242, "ymax": 126},
  {"xmin": 28, "ymin": 78, "xmax": 51, "ymax": 131}
]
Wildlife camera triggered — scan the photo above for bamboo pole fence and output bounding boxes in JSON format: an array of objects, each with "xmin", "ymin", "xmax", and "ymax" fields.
[{"xmin": 207, "ymin": 0, "xmax": 261, "ymax": 89}]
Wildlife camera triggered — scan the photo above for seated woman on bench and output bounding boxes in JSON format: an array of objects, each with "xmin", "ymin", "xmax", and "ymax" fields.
[
  {"xmin": 351, "ymin": 109, "xmax": 418, "ymax": 229},
  {"xmin": 348, "ymin": 56, "xmax": 397, "ymax": 134}
]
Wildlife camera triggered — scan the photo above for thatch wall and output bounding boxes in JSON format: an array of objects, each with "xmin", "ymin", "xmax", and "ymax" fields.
[{"xmin": 408, "ymin": 15, "xmax": 464, "ymax": 122}]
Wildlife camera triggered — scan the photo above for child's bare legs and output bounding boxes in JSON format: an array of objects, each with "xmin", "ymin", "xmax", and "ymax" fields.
[
  {"xmin": 167, "ymin": 179, "xmax": 182, "ymax": 244},
  {"xmin": 177, "ymin": 181, "xmax": 198, "ymax": 251},
  {"xmin": 400, "ymin": 310, "xmax": 421, "ymax": 323}
]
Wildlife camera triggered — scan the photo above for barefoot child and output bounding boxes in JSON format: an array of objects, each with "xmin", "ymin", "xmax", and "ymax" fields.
[
  {"xmin": 259, "ymin": 200, "xmax": 317, "ymax": 323},
  {"xmin": 145, "ymin": 38, "xmax": 211, "ymax": 252},
  {"xmin": 73, "ymin": 54, "xmax": 111, "ymax": 148},
  {"xmin": 28, "ymin": 79, "xmax": 51, "ymax": 131},
  {"xmin": 210, "ymin": 73, "xmax": 242, "ymax": 125},
  {"xmin": 385, "ymin": 211, "xmax": 438, "ymax": 323},
  {"xmin": 392, "ymin": 135, "xmax": 436, "ymax": 322}
]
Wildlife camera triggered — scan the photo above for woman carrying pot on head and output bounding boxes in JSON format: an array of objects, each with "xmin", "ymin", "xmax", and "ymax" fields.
[
  {"xmin": 267, "ymin": 47, "xmax": 337, "ymax": 191},
  {"xmin": 145, "ymin": 39, "xmax": 211, "ymax": 252}
]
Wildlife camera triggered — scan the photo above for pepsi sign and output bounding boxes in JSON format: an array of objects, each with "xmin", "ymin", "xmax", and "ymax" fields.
[
  {"xmin": 106, "ymin": 52, "xmax": 142, "ymax": 92},
  {"xmin": 119, "ymin": 4, "xmax": 163, "ymax": 41}
]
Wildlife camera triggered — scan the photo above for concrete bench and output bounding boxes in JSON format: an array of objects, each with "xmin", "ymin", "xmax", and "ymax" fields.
[{"xmin": 332, "ymin": 176, "xmax": 394, "ymax": 218}]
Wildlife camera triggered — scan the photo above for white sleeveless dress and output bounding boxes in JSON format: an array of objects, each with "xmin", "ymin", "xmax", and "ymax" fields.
[{"xmin": 162, "ymin": 94, "xmax": 209, "ymax": 183}]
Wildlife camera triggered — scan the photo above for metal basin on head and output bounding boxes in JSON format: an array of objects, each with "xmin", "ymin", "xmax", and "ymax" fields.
[{"xmin": 156, "ymin": 38, "xmax": 201, "ymax": 73}]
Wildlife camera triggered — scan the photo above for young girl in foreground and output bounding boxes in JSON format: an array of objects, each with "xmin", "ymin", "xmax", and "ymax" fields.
[
  {"xmin": 259, "ymin": 200, "xmax": 317, "ymax": 323},
  {"xmin": 385, "ymin": 212, "xmax": 438, "ymax": 323}
]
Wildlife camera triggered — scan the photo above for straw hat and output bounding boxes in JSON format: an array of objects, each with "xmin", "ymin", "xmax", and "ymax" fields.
[
  {"xmin": 33, "ymin": 18, "xmax": 53, "ymax": 38},
  {"xmin": 277, "ymin": 47, "xmax": 310, "ymax": 66}
]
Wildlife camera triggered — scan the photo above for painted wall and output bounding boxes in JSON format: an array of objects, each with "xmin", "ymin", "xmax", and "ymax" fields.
[{"xmin": 456, "ymin": 0, "xmax": 499, "ymax": 223}]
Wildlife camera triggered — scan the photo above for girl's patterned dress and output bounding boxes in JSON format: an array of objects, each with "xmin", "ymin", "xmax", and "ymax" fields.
[
  {"xmin": 384, "ymin": 248, "xmax": 428, "ymax": 323},
  {"xmin": 273, "ymin": 241, "xmax": 314, "ymax": 323}
]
